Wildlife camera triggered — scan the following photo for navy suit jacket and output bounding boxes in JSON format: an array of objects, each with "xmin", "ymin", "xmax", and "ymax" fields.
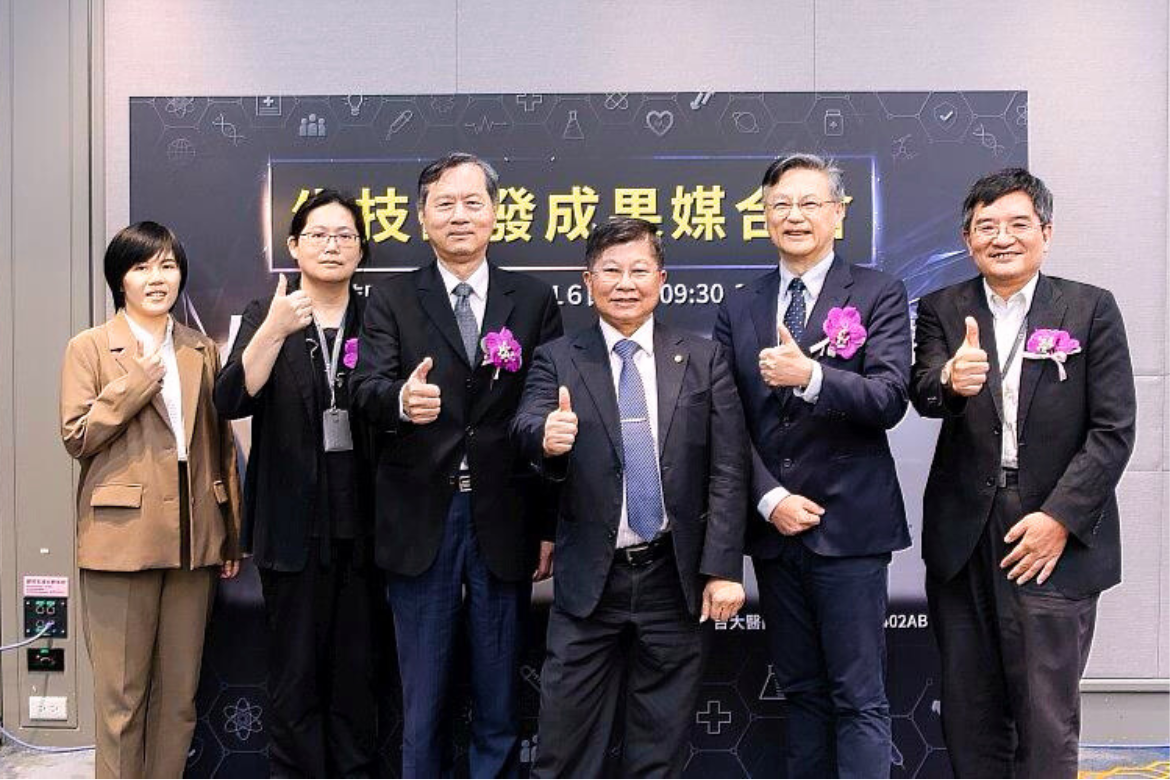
[
  {"xmin": 911, "ymin": 274, "xmax": 1135, "ymax": 597},
  {"xmin": 713, "ymin": 255, "xmax": 912, "ymax": 559},
  {"xmin": 349, "ymin": 261, "xmax": 562, "ymax": 581},
  {"xmin": 512, "ymin": 319, "xmax": 749, "ymax": 619}
]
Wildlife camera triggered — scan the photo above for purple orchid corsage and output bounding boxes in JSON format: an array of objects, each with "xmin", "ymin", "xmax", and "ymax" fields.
[
  {"xmin": 808, "ymin": 306, "xmax": 868, "ymax": 359},
  {"xmin": 342, "ymin": 337, "xmax": 359, "ymax": 369},
  {"xmin": 480, "ymin": 327, "xmax": 523, "ymax": 381},
  {"xmin": 1022, "ymin": 328, "xmax": 1081, "ymax": 381}
]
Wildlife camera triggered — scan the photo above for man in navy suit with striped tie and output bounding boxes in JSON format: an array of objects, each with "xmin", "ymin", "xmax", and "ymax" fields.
[
  {"xmin": 513, "ymin": 217, "xmax": 749, "ymax": 777},
  {"xmin": 714, "ymin": 154, "xmax": 913, "ymax": 778}
]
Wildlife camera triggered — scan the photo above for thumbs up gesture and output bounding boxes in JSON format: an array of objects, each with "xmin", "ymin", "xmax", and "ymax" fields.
[
  {"xmin": 264, "ymin": 274, "xmax": 313, "ymax": 338},
  {"xmin": 543, "ymin": 386, "xmax": 578, "ymax": 456},
  {"xmin": 758, "ymin": 323, "xmax": 814, "ymax": 388},
  {"xmin": 402, "ymin": 357, "xmax": 441, "ymax": 424},
  {"xmin": 944, "ymin": 316, "xmax": 989, "ymax": 397}
]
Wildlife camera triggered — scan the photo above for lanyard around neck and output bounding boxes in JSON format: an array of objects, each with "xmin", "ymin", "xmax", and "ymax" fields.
[{"xmin": 312, "ymin": 311, "xmax": 346, "ymax": 409}]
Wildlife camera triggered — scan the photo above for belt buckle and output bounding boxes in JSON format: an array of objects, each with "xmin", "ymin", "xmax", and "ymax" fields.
[
  {"xmin": 621, "ymin": 541, "xmax": 655, "ymax": 567},
  {"xmin": 457, "ymin": 473, "xmax": 472, "ymax": 493}
]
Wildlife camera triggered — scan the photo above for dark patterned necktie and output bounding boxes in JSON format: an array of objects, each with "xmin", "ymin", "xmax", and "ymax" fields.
[
  {"xmin": 452, "ymin": 282, "xmax": 478, "ymax": 362},
  {"xmin": 783, "ymin": 277, "xmax": 807, "ymax": 343},
  {"xmin": 614, "ymin": 339, "xmax": 664, "ymax": 542}
]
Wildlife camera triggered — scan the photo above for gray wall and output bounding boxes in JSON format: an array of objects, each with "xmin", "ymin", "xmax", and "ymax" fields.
[{"xmin": 100, "ymin": 0, "xmax": 1169, "ymax": 680}]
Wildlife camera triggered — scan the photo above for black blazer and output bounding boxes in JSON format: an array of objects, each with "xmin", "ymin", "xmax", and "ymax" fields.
[
  {"xmin": 713, "ymin": 256, "xmax": 913, "ymax": 559},
  {"xmin": 911, "ymin": 274, "xmax": 1136, "ymax": 597},
  {"xmin": 214, "ymin": 277, "xmax": 373, "ymax": 572},
  {"xmin": 349, "ymin": 261, "xmax": 562, "ymax": 581},
  {"xmin": 511, "ymin": 320, "xmax": 749, "ymax": 619}
]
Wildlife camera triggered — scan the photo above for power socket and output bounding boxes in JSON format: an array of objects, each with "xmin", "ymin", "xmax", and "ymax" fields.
[{"xmin": 28, "ymin": 695, "xmax": 68, "ymax": 721}]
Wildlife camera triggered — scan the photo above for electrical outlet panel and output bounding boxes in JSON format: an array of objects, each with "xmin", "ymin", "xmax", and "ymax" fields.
[
  {"xmin": 23, "ymin": 597, "xmax": 67, "ymax": 638},
  {"xmin": 28, "ymin": 695, "xmax": 68, "ymax": 721},
  {"xmin": 27, "ymin": 647, "xmax": 65, "ymax": 672}
]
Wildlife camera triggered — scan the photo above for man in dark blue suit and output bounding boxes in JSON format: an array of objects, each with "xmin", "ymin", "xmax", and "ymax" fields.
[
  {"xmin": 713, "ymin": 154, "xmax": 912, "ymax": 778},
  {"xmin": 350, "ymin": 153, "xmax": 562, "ymax": 777},
  {"xmin": 513, "ymin": 217, "xmax": 749, "ymax": 777}
]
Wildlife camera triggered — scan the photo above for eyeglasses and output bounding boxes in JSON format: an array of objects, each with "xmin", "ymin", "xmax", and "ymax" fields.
[
  {"xmin": 766, "ymin": 199, "xmax": 839, "ymax": 217},
  {"xmin": 590, "ymin": 267, "xmax": 658, "ymax": 284},
  {"xmin": 968, "ymin": 221, "xmax": 1045, "ymax": 240},
  {"xmin": 299, "ymin": 231, "xmax": 362, "ymax": 248}
]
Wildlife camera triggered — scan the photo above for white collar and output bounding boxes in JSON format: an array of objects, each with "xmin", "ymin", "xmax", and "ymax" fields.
[
  {"xmin": 600, "ymin": 315, "xmax": 655, "ymax": 357},
  {"xmin": 437, "ymin": 258, "xmax": 489, "ymax": 300},
  {"xmin": 983, "ymin": 272, "xmax": 1039, "ymax": 311},
  {"xmin": 780, "ymin": 250, "xmax": 835, "ymax": 299},
  {"xmin": 124, "ymin": 311, "xmax": 174, "ymax": 351}
]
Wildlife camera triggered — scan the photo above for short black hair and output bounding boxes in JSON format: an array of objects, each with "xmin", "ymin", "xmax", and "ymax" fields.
[
  {"xmin": 584, "ymin": 217, "xmax": 664, "ymax": 269},
  {"xmin": 103, "ymin": 221, "xmax": 188, "ymax": 310},
  {"xmin": 961, "ymin": 168, "xmax": 1053, "ymax": 232},
  {"xmin": 417, "ymin": 152, "xmax": 500, "ymax": 210},
  {"xmin": 288, "ymin": 188, "xmax": 372, "ymax": 266}
]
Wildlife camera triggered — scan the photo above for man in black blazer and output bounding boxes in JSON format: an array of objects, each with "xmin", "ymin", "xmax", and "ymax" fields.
[
  {"xmin": 512, "ymin": 217, "xmax": 748, "ymax": 778},
  {"xmin": 911, "ymin": 168, "xmax": 1135, "ymax": 778},
  {"xmin": 713, "ymin": 154, "xmax": 912, "ymax": 778},
  {"xmin": 349, "ymin": 153, "xmax": 562, "ymax": 778}
]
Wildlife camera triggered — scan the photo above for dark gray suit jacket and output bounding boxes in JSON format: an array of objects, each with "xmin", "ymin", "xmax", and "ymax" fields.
[
  {"xmin": 911, "ymin": 274, "xmax": 1136, "ymax": 597},
  {"xmin": 512, "ymin": 319, "xmax": 749, "ymax": 618}
]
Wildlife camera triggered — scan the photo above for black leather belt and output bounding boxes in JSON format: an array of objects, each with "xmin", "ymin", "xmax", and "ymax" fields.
[
  {"xmin": 449, "ymin": 471, "xmax": 472, "ymax": 493},
  {"xmin": 615, "ymin": 535, "xmax": 672, "ymax": 567},
  {"xmin": 998, "ymin": 467, "xmax": 1019, "ymax": 488}
]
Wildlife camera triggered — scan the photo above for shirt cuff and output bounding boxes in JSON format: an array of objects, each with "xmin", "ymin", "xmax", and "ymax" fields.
[
  {"xmin": 398, "ymin": 383, "xmax": 411, "ymax": 422},
  {"xmin": 757, "ymin": 486, "xmax": 791, "ymax": 522},
  {"xmin": 793, "ymin": 361, "xmax": 823, "ymax": 403}
]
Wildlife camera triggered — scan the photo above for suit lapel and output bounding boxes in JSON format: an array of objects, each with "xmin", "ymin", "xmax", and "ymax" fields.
[
  {"xmin": 109, "ymin": 311, "xmax": 170, "ymax": 424},
  {"xmin": 1017, "ymin": 275, "xmax": 1066, "ymax": 431},
  {"xmin": 961, "ymin": 279, "xmax": 1003, "ymax": 423},
  {"xmin": 417, "ymin": 262, "xmax": 472, "ymax": 367},
  {"xmin": 479, "ymin": 264, "xmax": 515, "ymax": 365},
  {"xmin": 653, "ymin": 323, "xmax": 687, "ymax": 453},
  {"xmin": 172, "ymin": 325, "xmax": 205, "ymax": 449},
  {"xmin": 571, "ymin": 325, "xmax": 622, "ymax": 462},
  {"xmin": 468, "ymin": 265, "xmax": 516, "ymax": 422},
  {"xmin": 800, "ymin": 255, "xmax": 853, "ymax": 353}
]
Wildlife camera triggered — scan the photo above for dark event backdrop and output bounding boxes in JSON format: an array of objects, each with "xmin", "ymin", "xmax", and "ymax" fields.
[{"xmin": 129, "ymin": 91, "xmax": 1027, "ymax": 778}]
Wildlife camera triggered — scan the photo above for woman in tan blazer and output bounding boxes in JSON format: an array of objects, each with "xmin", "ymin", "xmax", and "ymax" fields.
[{"xmin": 60, "ymin": 221, "xmax": 241, "ymax": 778}]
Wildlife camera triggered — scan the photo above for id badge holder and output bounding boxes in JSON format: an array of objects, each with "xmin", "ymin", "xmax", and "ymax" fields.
[{"xmin": 323, "ymin": 407, "xmax": 354, "ymax": 452}]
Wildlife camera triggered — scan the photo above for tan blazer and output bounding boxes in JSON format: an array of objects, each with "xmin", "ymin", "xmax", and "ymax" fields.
[{"xmin": 60, "ymin": 311, "xmax": 241, "ymax": 571}]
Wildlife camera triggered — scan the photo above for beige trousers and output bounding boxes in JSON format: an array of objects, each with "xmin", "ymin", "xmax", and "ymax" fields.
[{"xmin": 80, "ymin": 567, "xmax": 216, "ymax": 778}]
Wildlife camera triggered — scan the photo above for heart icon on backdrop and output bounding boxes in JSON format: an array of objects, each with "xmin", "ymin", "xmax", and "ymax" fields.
[{"xmin": 645, "ymin": 110, "xmax": 674, "ymax": 137}]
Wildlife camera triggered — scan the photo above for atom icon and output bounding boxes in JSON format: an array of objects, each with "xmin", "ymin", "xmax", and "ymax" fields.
[{"xmin": 223, "ymin": 697, "xmax": 263, "ymax": 741}]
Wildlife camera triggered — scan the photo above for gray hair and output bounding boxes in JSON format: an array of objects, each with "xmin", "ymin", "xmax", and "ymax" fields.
[
  {"xmin": 760, "ymin": 153, "xmax": 846, "ymax": 201},
  {"xmin": 417, "ymin": 151, "xmax": 500, "ymax": 210}
]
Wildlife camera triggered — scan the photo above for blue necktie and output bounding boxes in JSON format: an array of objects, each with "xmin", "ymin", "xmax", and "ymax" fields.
[
  {"xmin": 783, "ymin": 277, "xmax": 807, "ymax": 343},
  {"xmin": 614, "ymin": 339, "xmax": 665, "ymax": 543},
  {"xmin": 452, "ymin": 282, "xmax": 478, "ymax": 362}
]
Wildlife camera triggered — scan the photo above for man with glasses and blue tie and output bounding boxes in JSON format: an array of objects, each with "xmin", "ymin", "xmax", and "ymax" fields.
[
  {"xmin": 713, "ymin": 153, "xmax": 913, "ymax": 778},
  {"xmin": 911, "ymin": 169, "xmax": 1135, "ymax": 778},
  {"xmin": 350, "ymin": 152, "xmax": 562, "ymax": 777},
  {"xmin": 513, "ymin": 217, "xmax": 749, "ymax": 777}
]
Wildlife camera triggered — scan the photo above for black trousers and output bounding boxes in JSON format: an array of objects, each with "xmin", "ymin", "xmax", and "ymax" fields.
[
  {"xmin": 259, "ymin": 540, "xmax": 379, "ymax": 778},
  {"xmin": 533, "ymin": 548, "xmax": 704, "ymax": 779},
  {"xmin": 927, "ymin": 482, "xmax": 1098, "ymax": 779}
]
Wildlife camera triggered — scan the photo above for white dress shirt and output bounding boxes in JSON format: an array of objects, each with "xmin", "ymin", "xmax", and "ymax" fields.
[
  {"xmin": 125, "ymin": 312, "xmax": 186, "ymax": 461},
  {"xmin": 756, "ymin": 251, "xmax": 834, "ymax": 522},
  {"xmin": 985, "ymin": 273, "xmax": 1038, "ymax": 469},
  {"xmin": 599, "ymin": 316, "xmax": 670, "ymax": 549},
  {"xmin": 399, "ymin": 258, "xmax": 489, "ymax": 472}
]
